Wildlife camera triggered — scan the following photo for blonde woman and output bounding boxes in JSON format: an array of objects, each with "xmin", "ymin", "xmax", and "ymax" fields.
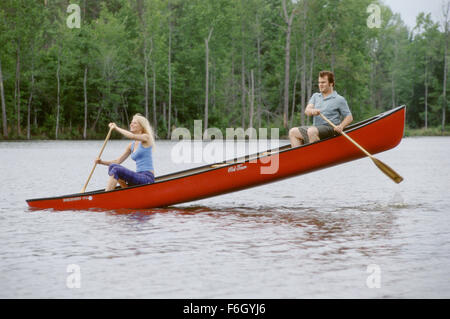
[{"xmin": 95, "ymin": 114, "xmax": 156, "ymax": 191}]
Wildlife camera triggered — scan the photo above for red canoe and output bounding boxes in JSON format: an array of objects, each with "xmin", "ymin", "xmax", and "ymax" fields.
[{"xmin": 27, "ymin": 106, "xmax": 405, "ymax": 210}]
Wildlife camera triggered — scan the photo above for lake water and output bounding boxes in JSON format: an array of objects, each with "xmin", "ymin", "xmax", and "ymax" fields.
[{"xmin": 1, "ymin": 137, "xmax": 450, "ymax": 298}]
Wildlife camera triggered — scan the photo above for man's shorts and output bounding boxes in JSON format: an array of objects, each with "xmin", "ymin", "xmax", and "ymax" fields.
[{"xmin": 297, "ymin": 125, "xmax": 337, "ymax": 144}]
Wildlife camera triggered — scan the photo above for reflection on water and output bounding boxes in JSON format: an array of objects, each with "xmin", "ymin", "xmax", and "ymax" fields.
[{"xmin": 102, "ymin": 203, "xmax": 402, "ymax": 261}]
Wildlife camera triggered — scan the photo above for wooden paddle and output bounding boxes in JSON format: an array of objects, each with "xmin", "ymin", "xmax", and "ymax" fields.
[
  {"xmin": 81, "ymin": 126, "xmax": 114, "ymax": 193},
  {"xmin": 319, "ymin": 113, "xmax": 403, "ymax": 184}
]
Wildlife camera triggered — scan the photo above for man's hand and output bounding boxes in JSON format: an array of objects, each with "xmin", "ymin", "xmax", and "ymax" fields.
[
  {"xmin": 334, "ymin": 124, "xmax": 344, "ymax": 134},
  {"xmin": 335, "ymin": 115, "xmax": 353, "ymax": 134},
  {"xmin": 306, "ymin": 108, "xmax": 320, "ymax": 116}
]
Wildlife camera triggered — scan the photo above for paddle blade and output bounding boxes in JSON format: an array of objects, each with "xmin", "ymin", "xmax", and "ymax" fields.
[{"xmin": 372, "ymin": 157, "xmax": 403, "ymax": 184}]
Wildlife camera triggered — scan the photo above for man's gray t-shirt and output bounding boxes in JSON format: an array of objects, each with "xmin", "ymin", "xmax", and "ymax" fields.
[{"xmin": 308, "ymin": 91, "xmax": 352, "ymax": 126}]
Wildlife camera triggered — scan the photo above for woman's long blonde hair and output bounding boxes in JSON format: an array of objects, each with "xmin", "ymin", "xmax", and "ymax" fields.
[{"xmin": 133, "ymin": 113, "xmax": 155, "ymax": 147}]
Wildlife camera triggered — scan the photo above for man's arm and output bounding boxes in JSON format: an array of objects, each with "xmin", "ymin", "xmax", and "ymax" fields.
[
  {"xmin": 305, "ymin": 103, "xmax": 320, "ymax": 116},
  {"xmin": 334, "ymin": 114, "xmax": 353, "ymax": 133}
]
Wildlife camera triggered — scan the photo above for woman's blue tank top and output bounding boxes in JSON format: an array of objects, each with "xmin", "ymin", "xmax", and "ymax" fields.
[{"xmin": 130, "ymin": 142, "xmax": 154, "ymax": 172}]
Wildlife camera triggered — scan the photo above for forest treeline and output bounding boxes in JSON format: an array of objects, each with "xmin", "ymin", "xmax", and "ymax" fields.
[{"xmin": 0, "ymin": 0, "xmax": 449, "ymax": 140}]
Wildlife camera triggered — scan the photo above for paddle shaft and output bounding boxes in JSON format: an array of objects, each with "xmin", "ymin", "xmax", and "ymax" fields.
[
  {"xmin": 81, "ymin": 127, "xmax": 114, "ymax": 193},
  {"xmin": 319, "ymin": 112, "xmax": 403, "ymax": 183},
  {"xmin": 319, "ymin": 113, "xmax": 373, "ymax": 158}
]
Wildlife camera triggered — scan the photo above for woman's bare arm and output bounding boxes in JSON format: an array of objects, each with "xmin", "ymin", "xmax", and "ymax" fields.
[
  {"xmin": 95, "ymin": 143, "xmax": 132, "ymax": 166},
  {"xmin": 109, "ymin": 123, "xmax": 150, "ymax": 144}
]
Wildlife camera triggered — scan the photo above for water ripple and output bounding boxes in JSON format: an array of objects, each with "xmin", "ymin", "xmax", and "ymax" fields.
[{"xmin": 1, "ymin": 139, "xmax": 450, "ymax": 298}]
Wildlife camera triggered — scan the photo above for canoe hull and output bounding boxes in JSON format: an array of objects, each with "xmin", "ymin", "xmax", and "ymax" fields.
[{"xmin": 27, "ymin": 106, "xmax": 405, "ymax": 210}]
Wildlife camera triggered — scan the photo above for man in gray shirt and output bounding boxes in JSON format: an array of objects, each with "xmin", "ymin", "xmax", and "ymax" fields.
[{"xmin": 289, "ymin": 70, "xmax": 353, "ymax": 147}]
